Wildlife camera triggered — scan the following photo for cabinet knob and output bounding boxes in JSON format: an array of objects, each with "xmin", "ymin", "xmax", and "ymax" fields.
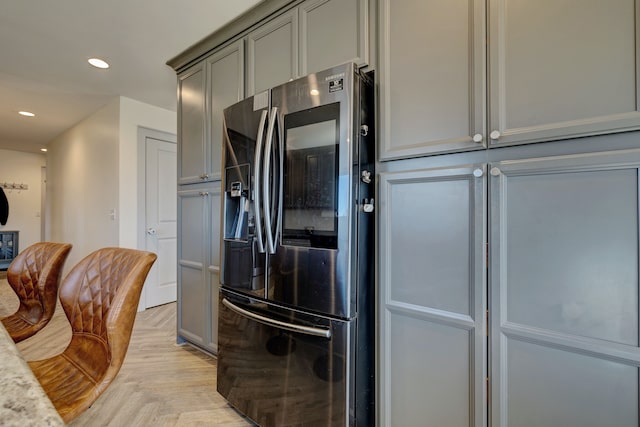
[
  {"xmin": 473, "ymin": 168, "xmax": 484, "ymax": 177},
  {"xmin": 472, "ymin": 133, "xmax": 483, "ymax": 143},
  {"xmin": 147, "ymin": 228, "xmax": 157, "ymax": 235},
  {"xmin": 490, "ymin": 167, "xmax": 501, "ymax": 176},
  {"xmin": 489, "ymin": 130, "xmax": 501, "ymax": 140}
]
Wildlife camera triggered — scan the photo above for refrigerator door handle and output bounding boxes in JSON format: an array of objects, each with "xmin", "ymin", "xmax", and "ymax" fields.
[
  {"xmin": 222, "ymin": 298, "xmax": 332, "ymax": 339},
  {"xmin": 253, "ymin": 109, "xmax": 268, "ymax": 253},
  {"xmin": 263, "ymin": 107, "xmax": 278, "ymax": 254}
]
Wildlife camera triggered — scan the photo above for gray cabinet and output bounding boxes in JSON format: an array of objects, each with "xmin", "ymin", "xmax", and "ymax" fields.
[
  {"xmin": 378, "ymin": 164, "xmax": 487, "ymax": 426},
  {"xmin": 378, "ymin": 147, "xmax": 640, "ymax": 427},
  {"xmin": 177, "ymin": 182, "xmax": 221, "ymax": 354},
  {"xmin": 378, "ymin": 0, "xmax": 486, "ymax": 160},
  {"xmin": 299, "ymin": 0, "xmax": 369, "ymax": 75},
  {"xmin": 247, "ymin": 10, "xmax": 298, "ymax": 95},
  {"xmin": 176, "ymin": 40, "xmax": 243, "ymax": 353},
  {"xmin": 488, "ymin": 0, "xmax": 640, "ymax": 147},
  {"xmin": 489, "ymin": 149, "xmax": 640, "ymax": 427},
  {"xmin": 379, "ymin": 0, "xmax": 640, "ymax": 159},
  {"xmin": 177, "ymin": 63, "xmax": 207, "ymax": 184},
  {"xmin": 206, "ymin": 40, "xmax": 245, "ymax": 181},
  {"xmin": 247, "ymin": 0, "xmax": 370, "ymax": 95}
]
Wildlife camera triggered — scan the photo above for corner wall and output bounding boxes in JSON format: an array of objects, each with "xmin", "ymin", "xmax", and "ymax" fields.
[{"xmin": 46, "ymin": 98, "xmax": 120, "ymax": 270}]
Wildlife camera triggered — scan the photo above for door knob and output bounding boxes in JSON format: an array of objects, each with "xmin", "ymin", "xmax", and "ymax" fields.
[
  {"xmin": 489, "ymin": 130, "xmax": 501, "ymax": 140},
  {"xmin": 472, "ymin": 133, "xmax": 483, "ymax": 143},
  {"xmin": 147, "ymin": 228, "xmax": 157, "ymax": 235}
]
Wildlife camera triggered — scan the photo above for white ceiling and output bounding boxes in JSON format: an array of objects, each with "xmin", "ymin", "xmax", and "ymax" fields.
[{"xmin": 0, "ymin": 0, "xmax": 262, "ymax": 153}]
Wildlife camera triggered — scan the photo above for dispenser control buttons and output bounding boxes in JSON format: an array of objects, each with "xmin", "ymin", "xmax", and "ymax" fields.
[{"xmin": 231, "ymin": 182, "xmax": 242, "ymax": 197}]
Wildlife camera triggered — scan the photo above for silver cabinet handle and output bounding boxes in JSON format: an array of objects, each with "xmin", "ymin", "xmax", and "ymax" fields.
[
  {"xmin": 489, "ymin": 130, "xmax": 501, "ymax": 140},
  {"xmin": 473, "ymin": 168, "xmax": 484, "ymax": 177},
  {"xmin": 222, "ymin": 298, "xmax": 332, "ymax": 339},
  {"xmin": 472, "ymin": 133, "xmax": 483, "ymax": 143},
  {"xmin": 490, "ymin": 167, "xmax": 501, "ymax": 176},
  {"xmin": 253, "ymin": 110, "xmax": 268, "ymax": 254},
  {"xmin": 147, "ymin": 228, "xmax": 157, "ymax": 235}
]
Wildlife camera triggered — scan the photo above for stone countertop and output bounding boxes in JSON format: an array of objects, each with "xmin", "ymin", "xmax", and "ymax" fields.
[{"xmin": 0, "ymin": 323, "xmax": 65, "ymax": 426}]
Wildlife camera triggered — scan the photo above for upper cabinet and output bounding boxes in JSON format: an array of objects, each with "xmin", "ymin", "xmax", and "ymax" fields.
[
  {"xmin": 206, "ymin": 40, "xmax": 245, "ymax": 181},
  {"xmin": 299, "ymin": 0, "xmax": 369, "ymax": 75},
  {"xmin": 378, "ymin": 0, "xmax": 487, "ymax": 160},
  {"xmin": 488, "ymin": 0, "xmax": 640, "ymax": 147},
  {"xmin": 178, "ymin": 63, "xmax": 207, "ymax": 184},
  {"xmin": 178, "ymin": 40, "xmax": 244, "ymax": 184},
  {"xmin": 379, "ymin": 0, "xmax": 640, "ymax": 160},
  {"xmin": 248, "ymin": 10, "xmax": 299, "ymax": 95},
  {"xmin": 247, "ymin": 0, "xmax": 369, "ymax": 96}
]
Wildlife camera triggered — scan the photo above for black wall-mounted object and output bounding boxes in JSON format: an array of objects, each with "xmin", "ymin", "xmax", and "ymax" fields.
[{"xmin": 0, "ymin": 187, "xmax": 8, "ymax": 225}]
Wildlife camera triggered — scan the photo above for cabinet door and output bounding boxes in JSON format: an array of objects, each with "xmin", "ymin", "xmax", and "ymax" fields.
[
  {"xmin": 177, "ymin": 187, "xmax": 208, "ymax": 346},
  {"xmin": 488, "ymin": 0, "xmax": 640, "ymax": 147},
  {"xmin": 299, "ymin": 0, "xmax": 368, "ymax": 75},
  {"xmin": 206, "ymin": 185, "xmax": 222, "ymax": 352},
  {"xmin": 178, "ymin": 63, "xmax": 207, "ymax": 185},
  {"xmin": 247, "ymin": 10, "xmax": 298, "ymax": 95},
  {"xmin": 490, "ymin": 150, "xmax": 640, "ymax": 426},
  {"xmin": 378, "ymin": 0, "xmax": 486, "ymax": 160},
  {"xmin": 379, "ymin": 164, "xmax": 487, "ymax": 426},
  {"xmin": 206, "ymin": 41, "xmax": 244, "ymax": 182}
]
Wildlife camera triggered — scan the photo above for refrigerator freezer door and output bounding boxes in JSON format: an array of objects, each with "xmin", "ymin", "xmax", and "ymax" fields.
[{"xmin": 217, "ymin": 288, "xmax": 354, "ymax": 427}]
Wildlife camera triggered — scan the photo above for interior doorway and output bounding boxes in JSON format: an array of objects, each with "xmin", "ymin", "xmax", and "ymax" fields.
[{"xmin": 138, "ymin": 128, "xmax": 177, "ymax": 309}]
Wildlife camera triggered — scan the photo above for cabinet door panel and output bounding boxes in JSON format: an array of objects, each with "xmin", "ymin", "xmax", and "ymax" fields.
[
  {"xmin": 490, "ymin": 149, "xmax": 640, "ymax": 426},
  {"xmin": 178, "ymin": 64, "xmax": 207, "ymax": 184},
  {"xmin": 488, "ymin": 0, "xmax": 640, "ymax": 146},
  {"xmin": 177, "ymin": 188, "xmax": 207, "ymax": 345},
  {"xmin": 299, "ymin": 0, "xmax": 368, "ymax": 75},
  {"xmin": 379, "ymin": 0, "xmax": 486, "ymax": 160},
  {"xmin": 207, "ymin": 41, "xmax": 244, "ymax": 182},
  {"xmin": 379, "ymin": 164, "xmax": 486, "ymax": 426},
  {"xmin": 247, "ymin": 11, "xmax": 298, "ymax": 95}
]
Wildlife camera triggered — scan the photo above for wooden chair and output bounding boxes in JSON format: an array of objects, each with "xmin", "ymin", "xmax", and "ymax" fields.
[
  {"xmin": 28, "ymin": 247, "xmax": 157, "ymax": 423},
  {"xmin": 1, "ymin": 242, "xmax": 72, "ymax": 343}
]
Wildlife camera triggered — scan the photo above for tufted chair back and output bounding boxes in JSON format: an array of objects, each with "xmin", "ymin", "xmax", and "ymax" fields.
[
  {"xmin": 1, "ymin": 242, "xmax": 72, "ymax": 342},
  {"xmin": 28, "ymin": 247, "xmax": 157, "ymax": 423}
]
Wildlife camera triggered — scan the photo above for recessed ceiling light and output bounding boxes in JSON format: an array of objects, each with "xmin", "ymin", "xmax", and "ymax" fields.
[
  {"xmin": 40, "ymin": 148, "xmax": 48, "ymax": 152},
  {"xmin": 18, "ymin": 111, "xmax": 35, "ymax": 117},
  {"xmin": 88, "ymin": 58, "xmax": 109, "ymax": 69}
]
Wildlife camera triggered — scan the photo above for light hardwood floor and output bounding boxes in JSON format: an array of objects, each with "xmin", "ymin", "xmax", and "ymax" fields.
[{"xmin": 0, "ymin": 274, "xmax": 254, "ymax": 427}]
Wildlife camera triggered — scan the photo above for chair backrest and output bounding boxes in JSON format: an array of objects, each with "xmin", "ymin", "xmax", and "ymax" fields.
[
  {"xmin": 4, "ymin": 242, "xmax": 72, "ymax": 341},
  {"xmin": 58, "ymin": 247, "xmax": 156, "ymax": 388}
]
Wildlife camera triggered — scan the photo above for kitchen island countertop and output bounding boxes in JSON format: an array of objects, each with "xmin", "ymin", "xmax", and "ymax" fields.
[{"xmin": 0, "ymin": 321, "xmax": 65, "ymax": 426}]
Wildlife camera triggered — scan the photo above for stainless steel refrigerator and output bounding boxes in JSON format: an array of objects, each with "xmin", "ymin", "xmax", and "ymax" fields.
[{"xmin": 217, "ymin": 62, "xmax": 374, "ymax": 427}]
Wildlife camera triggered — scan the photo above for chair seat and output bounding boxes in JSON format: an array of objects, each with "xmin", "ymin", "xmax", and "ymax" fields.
[
  {"xmin": 1, "ymin": 313, "xmax": 39, "ymax": 343},
  {"xmin": 29, "ymin": 353, "xmax": 104, "ymax": 421}
]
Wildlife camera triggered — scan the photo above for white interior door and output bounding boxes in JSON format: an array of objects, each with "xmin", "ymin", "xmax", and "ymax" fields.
[{"xmin": 145, "ymin": 137, "xmax": 177, "ymax": 308}]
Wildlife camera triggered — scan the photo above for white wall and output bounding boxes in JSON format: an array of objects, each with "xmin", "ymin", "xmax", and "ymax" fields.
[
  {"xmin": 118, "ymin": 97, "xmax": 176, "ymax": 249},
  {"xmin": 0, "ymin": 149, "xmax": 46, "ymax": 250},
  {"xmin": 46, "ymin": 98, "xmax": 120, "ymax": 270}
]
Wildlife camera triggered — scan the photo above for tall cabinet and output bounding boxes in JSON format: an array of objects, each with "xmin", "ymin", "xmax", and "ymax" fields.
[
  {"xmin": 174, "ymin": 0, "xmax": 371, "ymax": 355},
  {"xmin": 176, "ymin": 41, "xmax": 244, "ymax": 354},
  {"xmin": 378, "ymin": 0, "xmax": 640, "ymax": 426}
]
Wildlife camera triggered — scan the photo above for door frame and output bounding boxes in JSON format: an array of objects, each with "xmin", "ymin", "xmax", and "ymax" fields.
[{"xmin": 137, "ymin": 126, "xmax": 177, "ymax": 310}]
